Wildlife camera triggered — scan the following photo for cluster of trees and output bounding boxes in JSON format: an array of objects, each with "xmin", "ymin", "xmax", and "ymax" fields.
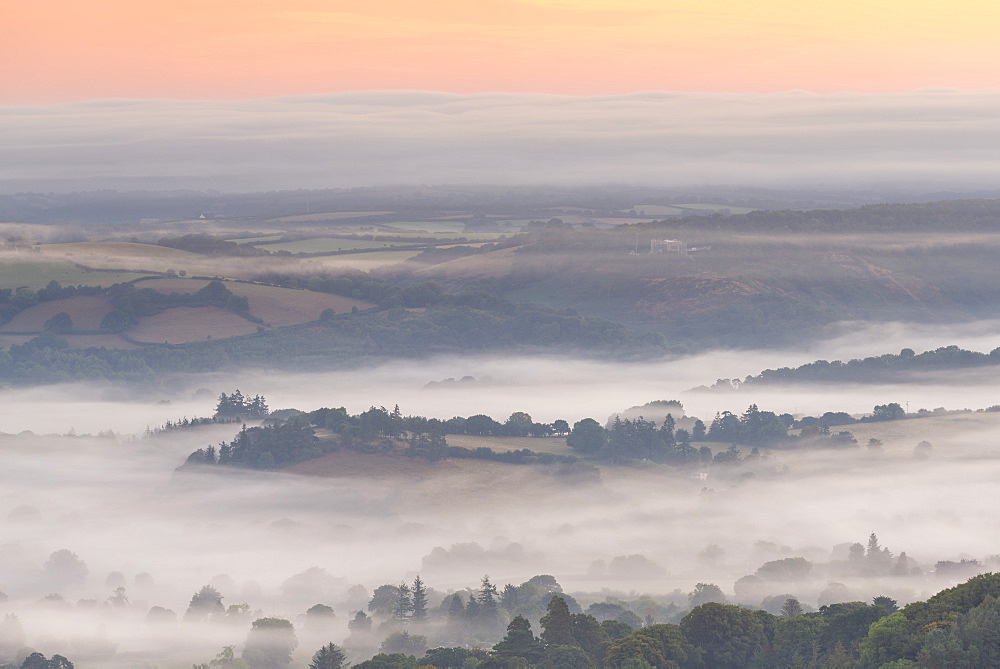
[
  {"xmin": 215, "ymin": 390, "xmax": 269, "ymax": 419},
  {"xmin": 185, "ymin": 403, "xmax": 596, "ymax": 478},
  {"xmin": 17, "ymin": 653, "xmax": 73, "ymax": 669},
  {"xmin": 644, "ymin": 198, "xmax": 1000, "ymax": 233},
  {"xmin": 0, "ymin": 280, "xmax": 101, "ymax": 328},
  {"xmin": 0, "ymin": 276, "xmax": 666, "ymax": 386},
  {"xmin": 183, "ymin": 394, "xmax": 931, "ymax": 474},
  {"xmin": 740, "ymin": 346, "xmax": 1000, "ymax": 387},
  {"xmin": 186, "ymin": 417, "xmax": 321, "ymax": 470},
  {"xmin": 342, "ymin": 573, "xmax": 1000, "ymax": 668},
  {"xmin": 563, "ymin": 404, "xmax": 869, "ymax": 464},
  {"xmin": 100, "ymin": 280, "xmax": 255, "ymax": 333}
]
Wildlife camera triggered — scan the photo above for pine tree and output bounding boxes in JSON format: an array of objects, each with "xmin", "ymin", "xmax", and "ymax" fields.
[
  {"xmin": 540, "ymin": 595, "xmax": 577, "ymax": 647},
  {"xmin": 492, "ymin": 615, "xmax": 544, "ymax": 664},
  {"xmin": 309, "ymin": 643, "xmax": 346, "ymax": 669},
  {"xmin": 393, "ymin": 582, "xmax": 413, "ymax": 622},
  {"xmin": 411, "ymin": 576, "xmax": 427, "ymax": 621}
]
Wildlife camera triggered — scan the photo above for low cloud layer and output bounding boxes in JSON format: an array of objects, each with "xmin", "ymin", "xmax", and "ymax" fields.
[{"xmin": 4, "ymin": 90, "xmax": 1000, "ymax": 193}]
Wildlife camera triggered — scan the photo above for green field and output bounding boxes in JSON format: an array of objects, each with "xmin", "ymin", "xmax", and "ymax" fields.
[
  {"xmin": 225, "ymin": 235, "xmax": 284, "ymax": 243},
  {"xmin": 630, "ymin": 203, "xmax": 756, "ymax": 216},
  {"xmin": 629, "ymin": 204, "xmax": 687, "ymax": 216},
  {"xmin": 379, "ymin": 221, "xmax": 466, "ymax": 234},
  {"xmin": 258, "ymin": 238, "xmax": 417, "ymax": 254},
  {"xmin": 268, "ymin": 211, "xmax": 396, "ymax": 223},
  {"xmin": 0, "ymin": 257, "xmax": 153, "ymax": 290},
  {"xmin": 305, "ymin": 250, "xmax": 422, "ymax": 271},
  {"xmin": 674, "ymin": 203, "xmax": 756, "ymax": 214}
]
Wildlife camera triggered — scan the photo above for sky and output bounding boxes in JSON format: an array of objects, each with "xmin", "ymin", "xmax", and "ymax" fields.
[
  {"xmin": 4, "ymin": 0, "xmax": 1000, "ymax": 104},
  {"xmin": 3, "ymin": 1, "xmax": 999, "ymax": 193}
]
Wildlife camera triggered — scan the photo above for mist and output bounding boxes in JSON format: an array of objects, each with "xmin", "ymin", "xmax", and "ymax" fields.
[
  {"xmin": 3, "ymin": 312, "xmax": 1000, "ymax": 665},
  {"xmin": 5, "ymin": 90, "xmax": 1000, "ymax": 193}
]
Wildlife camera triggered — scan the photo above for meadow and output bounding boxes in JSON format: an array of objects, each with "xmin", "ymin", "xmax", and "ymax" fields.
[{"xmin": 0, "ymin": 255, "xmax": 152, "ymax": 290}]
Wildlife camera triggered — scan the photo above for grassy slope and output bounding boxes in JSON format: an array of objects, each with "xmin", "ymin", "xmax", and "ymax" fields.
[
  {"xmin": 0, "ymin": 295, "xmax": 113, "ymax": 331},
  {"xmin": 0, "ymin": 254, "xmax": 153, "ymax": 290},
  {"xmin": 128, "ymin": 307, "xmax": 260, "ymax": 344},
  {"xmin": 136, "ymin": 278, "xmax": 375, "ymax": 326}
]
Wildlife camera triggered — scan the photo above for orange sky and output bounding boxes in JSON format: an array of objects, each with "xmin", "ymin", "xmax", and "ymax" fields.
[{"xmin": 4, "ymin": 0, "xmax": 1000, "ymax": 104}]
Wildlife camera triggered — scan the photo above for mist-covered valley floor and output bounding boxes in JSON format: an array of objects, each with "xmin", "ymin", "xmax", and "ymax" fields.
[{"xmin": 3, "ymin": 318, "xmax": 1000, "ymax": 667}]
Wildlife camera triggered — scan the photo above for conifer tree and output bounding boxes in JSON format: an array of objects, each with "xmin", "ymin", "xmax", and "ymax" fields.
[
  {"xmin": 411, "ymin": 576, "xmax": 427, "ymax": 621},
  {"xmin": 540, "ymin": 595, "xmax": 577, "ymax": 647}
]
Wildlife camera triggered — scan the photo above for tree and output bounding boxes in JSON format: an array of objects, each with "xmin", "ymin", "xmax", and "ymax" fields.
[
  {"xmin": 42, "ymin": 549, "xmax": 88, "ymax": 588},
  {"xmin": 870, "ymin": 403, "xmax": 905, "ymax": 421},
  {"xmin": 780, "ymin": 598, "xmax": 804, "ymax": 618},
  {"xmin": 43, "ymin": 312, "xmax": 73, "ymax": 334},
  {"xmin": 379, "ymin": 631, "xmax": 427, "ymax": 657},
  {"xmin": 567, "ymin": 418, "xmax": 606, "ymax": 455},
  {"xmin": 540, "ymin": 595, "xmax": 576, "ymax": 647},
  {"xmin": 21, "ymin": 653, "xmax": 74, "ymax": 669},
  {"xmin": 393, "ymin": 582, "xmax": 413, "ymax": 622},
  {"xmin": 570, "ymin": 613, "xmax": 609, "ymax": 660},
  {"xmin": 202, "ymin": 646, "xmax": 248, "ymax": 669},
  {"xmin": 411, "ymin": 576, "xmax": 428, "ymax": 622},
  {"xmin": 185, "ymin": 585, "xmax": 225, "ymax": 621},
  {"xmin": 492, "ymin": 615, "xmax": 544, "ymax": 664},
  {"xmin": 242, "ymin": 618, "xmax": 297, "ymax": 669},
  {"xmin": 680, "ymin": 603, "xmax": 772, "ymax": 669},
  {"xmin": 369, "ymin": 585, "xmax": 401, "ymax": 618},
  {"xmin": 551, "ymin": 419, "xmax": 570, "ymax": 436},
  {"xmin": 873, "ymin": 595, "xmax": 899, "ymax": 614},
  {"xmin": 504, "ymin": 412, "xmax": 533, "ymax": 437},
  {"xmin": 543, "ymin": 644, "xmax": 592, "ymax": 669},
  {"xmin": 349, "ymin": 610, "xmax": 373, "ymax": 634},
  {"xmin": 688, "ymin": 583, "xmax": 727, "ymax": 608},
  {"xmin": 772, "ymin": 615, "xmax": 827, "ymax": 667}
]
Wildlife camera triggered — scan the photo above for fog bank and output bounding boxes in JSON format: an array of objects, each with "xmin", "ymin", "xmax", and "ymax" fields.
[{"xmin": 4, "ymin": 90, "xmax": 1000, "ymax": 193}]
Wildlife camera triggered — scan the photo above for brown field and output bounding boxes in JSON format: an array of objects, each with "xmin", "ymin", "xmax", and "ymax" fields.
[
  {"xmin": 0, "ymin": 295, "xmax": 113, "ymax": 332},
  {"xmin": 39, "ymin": 242, "xmax": 199, "ymax": 260},
  {"xmin": 135, "ymin": 278, "xmax": 375, "ymax": 326},
  {"xmin": 444, "ymin": 434, "xmax": 572, "ymax": 455},
  {"xmin": 281, "ymin": 446, "xmax": 606, "ymax": 513},
  {"xmin": 282, "ymin": 447, "xmax": 508, "ymax": 481},
  {"xmin": 414, "ymin": 246, "xmax": 519, "ymax": 279},
  {"xmin": 128, "ymin": 307, "xmax": 259, "ymax": 344}
]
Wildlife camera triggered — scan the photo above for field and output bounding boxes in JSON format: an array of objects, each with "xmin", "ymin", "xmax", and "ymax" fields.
[
  {"xmin": 134, "ymin": 278, "xmax": 375, "ymax": 326},
  {"xmin": 128, "ymin": 307, "xmax": 259, "ymax": 344},
  {"xmin": 629, "ymin": 205, "xmax": 687, "ymax": 216},
  {"xmin": 268, "ymin": 211, "xmax": 395, "ymax": 223},
  {"xmin": 813, "ymin": 411, "xmax": 1000, "ymax": 457},
  {"xmin": 305, "ymin": 250, "xmax": 422, "ymax": 272},
  {"xmin": 37, "ymin": 242, "xmax": 206, "ymax": 273},
  {"xmin": 280, "ymin": 448, "xmax": 577, "ymax": 512},
  {"xmin": 0, "ymin": 295, "xmax": 113, "ymax": 332},
  {"xmin": 225, "ymin": 235, "xmax": 283, "ymax": 243},
  {"xmin": 414, "ymin": 246, "xmax": 520, "ymax": 280},
  {"xmin": 444, "ymin": 434, "xmax": 572, "ymax": 455},
  {"xmin": 629, "ymin": 203, "xmax": 756, "ymax": 216},
  {"xmin": 0, "ymin": 254, "xmax": 152, "ymax": 290},
  {"xmin": 380, "ymin": 221, "xmax": 466, "ymax": 234},
  {"xmin": 256, "ymin": 238, "xmax": 415, "ymax": 254}
]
